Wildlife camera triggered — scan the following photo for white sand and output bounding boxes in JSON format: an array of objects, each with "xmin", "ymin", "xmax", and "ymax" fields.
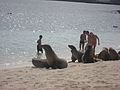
[{"xmin": 0, "ymin": 60, "xmax": 120, "ymax": 90}]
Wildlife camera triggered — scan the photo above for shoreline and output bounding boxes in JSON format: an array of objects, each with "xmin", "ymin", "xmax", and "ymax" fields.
[
  {"xmin": 0, "ymin": 60, "xmax": 120, "ymax": 90},
  {"xmin": 51, "ymin": 0, "xmax": 120, "ymax": 5},
  {"xmin": 0, "ymin": 61, "xmax": 33, "ymax": 70}
]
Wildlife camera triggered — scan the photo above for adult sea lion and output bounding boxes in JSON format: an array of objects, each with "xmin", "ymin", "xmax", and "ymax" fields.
[
  {"xmin": 118, "ymin": 51, "xmax": 120, "ymax": 55},
  {"xmin": 109, "ymin": 48, "xmax": 119, "ymax": 60},
  {"xmin": 68, "ymin": 45, "xmax": 83, "ymax": 62},
  {"xmin": 82, "ymin": 45, "xmax": 95, "ymax": 63},
  {"xmin": 118, "ymin": 51, "xmax": 120, "ymax": 59},
  {"xmin": 98, "ymin": 48, "xmax": 110, "ymax": 61},
  {"xmin": 41, "ymin": 44, "xmax": 68, "ymax": 69},
  {"xmin": 32, "ymin": 58, "xmax": 50, "ymax": 68}
]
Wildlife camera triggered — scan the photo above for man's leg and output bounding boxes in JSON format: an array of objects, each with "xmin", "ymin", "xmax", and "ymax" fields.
[
  {"xmin": 79, "ymin": 42, "xmax": 82, "ymax": 50},
  {"xmin": 39, "ymin": 48, "xmax": 43, "ymax": 53},
  {"xmin": 82, "ymin": 43, "xmax": 85, "ymax": 52},
  {"xmin": 37, "ymin": 45, "xmax": 39, "ymax": 53}
]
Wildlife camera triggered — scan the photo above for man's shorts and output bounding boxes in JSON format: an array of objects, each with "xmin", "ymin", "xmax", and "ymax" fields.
[{"xmin": 80, "ymin": 40, "xmax": 85, "ymax": 44}]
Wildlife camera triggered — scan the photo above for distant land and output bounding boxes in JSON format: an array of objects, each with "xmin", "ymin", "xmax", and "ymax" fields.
[{"xmin": 53, "ymin": 0, "xmax": 120, "ymax": 5}]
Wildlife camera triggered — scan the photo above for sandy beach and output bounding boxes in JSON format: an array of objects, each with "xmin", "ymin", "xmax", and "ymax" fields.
[
  {"xmin": 0, "ymin": 60, "xmax": 120, "ymax": 90},
  {"xmin": 0, "ymin": 0, "xmax": 120, "ymax": 90}
]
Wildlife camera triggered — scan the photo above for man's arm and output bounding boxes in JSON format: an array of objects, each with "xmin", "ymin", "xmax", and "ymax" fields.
[{"xmin": 96, "ymin": 35, "xmax": 100, "ymax": 45}]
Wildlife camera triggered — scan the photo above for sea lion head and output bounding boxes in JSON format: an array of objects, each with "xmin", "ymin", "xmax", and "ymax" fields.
[
  {"xmin": 109, "ymin": 47, "xmax": 119, "ymax": 60},
  {"xmin": 109, "ymin": 47, "xmax": 118, "ymax": 55},
  {"xmin": 98, "ymin": 47, "xmax": 110, "ymax": 60},
  {"xmin": 68, "ymin": 45, "xmax": 76, "ymax": 50},
  {"xmin": 41, "ymin": 44, "xmax": 53, "ymax": 52},
  {"xmin": 109, "ymin": 47, "xmax": 115, "ymax": 51},
  {"xmin": 103, "ymin": 47, "xmax": 108, "ymax": 51}
]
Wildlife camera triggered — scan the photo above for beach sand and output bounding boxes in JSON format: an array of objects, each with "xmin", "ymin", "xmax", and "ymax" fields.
[{"xmin": 0, "ymin": 60, "xmax": 120, "ymax": 90}]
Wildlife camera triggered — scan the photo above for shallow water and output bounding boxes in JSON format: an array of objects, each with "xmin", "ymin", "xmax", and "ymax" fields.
[{"xmin": 0, "ymin": 0, "xmax": 120, "ymax": 68}]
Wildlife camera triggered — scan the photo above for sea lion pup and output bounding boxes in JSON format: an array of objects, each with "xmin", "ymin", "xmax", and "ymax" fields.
[
  {"xmin": 109, "ymin": 48, "xmax": 119, "ymax": 60},
  {"xmin": 32, "ymin": 58, "xmax": 50, "ymax": 68},
  {"xmin": 98, "ymin": 48, "xmax": 110, "ymax": 61},
  {"xmin": 68, "ymin": 45, "xmax": 83, "ymax": 62},
  {"xmin": 82, "ymin": 45, "xmax": 95, "ymax": 63},
  {"xmin": 41, "ymin": 44, "xmax": 68, "ymax": 69}
]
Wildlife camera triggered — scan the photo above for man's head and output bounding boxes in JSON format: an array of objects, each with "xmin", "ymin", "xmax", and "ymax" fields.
[
  {"xmin": 90, "ymin": 32, "xmax": 93, "ymax": 35},
  {"xmin": 86, "ymin": 31, "xmax": 89, "ymax": 35},
  {"xmin": 83, "ymin": 31, "xmax": 86, "ymax": 34},
  {"xmin": 39, "ymin": 35, "xmax": 43, "ymax": 39}
]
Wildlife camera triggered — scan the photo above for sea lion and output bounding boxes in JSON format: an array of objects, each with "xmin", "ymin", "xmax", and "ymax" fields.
[
  {"xmin": 98, "ymin": 48, "xmax": 110, "ymax": 61},
  {"xmin": 109, "ymin": 48, "xmax": 119, "ymax": 60},
  {"xmin": 32, "ymin": 58, "xmax": 50, "ymax": 68},
  {"xmin": 118, "ymin": 51, "xmax": 120, "ymax": 59},
  {"xmin": 82, "ymin": 45, "xmax": 95, "ymax": 63},
  {"xmin": 68, "ymin": 45, "xmax": 83, "ymax": 62},
  {"xmin": 41, "ymin": 44, "xmax": 68, "ymax": 69},
  {"xmin": 118, "ymin": 51, "xmax": 120, "ymax": 55}
]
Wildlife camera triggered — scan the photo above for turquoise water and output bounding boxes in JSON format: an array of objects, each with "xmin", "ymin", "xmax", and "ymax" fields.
[{"xmin": 0, "ymin": 0, "xmax": 120, "ymax": 68}]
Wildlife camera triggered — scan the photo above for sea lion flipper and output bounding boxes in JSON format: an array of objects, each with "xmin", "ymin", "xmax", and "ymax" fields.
[{"xmin": 71, "ymin": 55, "xmax": 77, "ymax": 62}]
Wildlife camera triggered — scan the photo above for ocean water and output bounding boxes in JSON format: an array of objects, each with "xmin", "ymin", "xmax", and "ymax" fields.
[{"xmin": 0, "ymin": 0, "xmax": 120, "ymax": 68}]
